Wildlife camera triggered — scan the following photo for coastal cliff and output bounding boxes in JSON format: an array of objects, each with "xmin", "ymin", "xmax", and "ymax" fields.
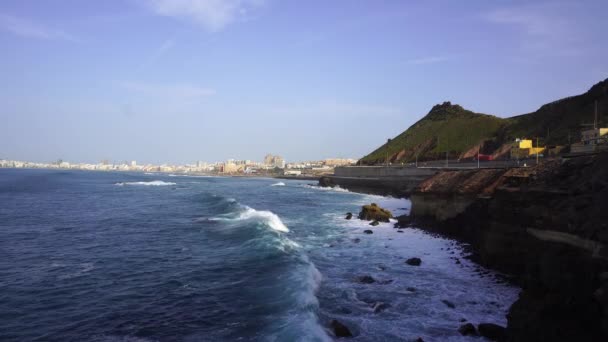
[{"xmin": 407, "ymin": 154, "xmax": 608, "ymax": 341}]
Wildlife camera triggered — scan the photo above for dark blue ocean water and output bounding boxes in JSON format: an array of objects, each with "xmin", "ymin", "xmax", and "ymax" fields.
[{"xmin": 0, "ymin": 169, "xmax": 518, "ymax": 341}]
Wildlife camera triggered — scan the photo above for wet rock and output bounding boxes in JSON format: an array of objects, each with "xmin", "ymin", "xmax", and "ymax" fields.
[
  {"xmin": 477, "ymin": 323, "xmax": 506, "ymax": 341},
  {"xmin": 458, "ymin": 323, "xmax": 477, "ymax": 336},
  {"xmin": 372, "ymin": 302, "xmax": 390, "ymax": 313},
  {"xmin": 441, "ymin": 299, "xmax": 456, "ymax": 309},
  {"xmin": 363, "ymin": 230, "xmax": 373, "ymax": 234},
  {"xmin": 405, "ymin": 257, "xmax": 422, "ymax": 266},
  {"xmin": 358, "ymin": 203, "xmax": 393, "ymax": 222},
  {"xmin": 356, "ymin": 275, "xmax": 376, "ymax": 284},
  {"xmin": 330, "ymin": 319, "xmax": 353, "ymax": 338},
  {"xmin": 369, "ymin": 220, "xmax": 380, "ymax": 226},
  {"xmin": 397, "ymin": 230, "xmax": 404, "ymax": 233},
  {"xmin": 345, "ymin": 212, "xmax": 353, "ymax": 220},
  {"xmin": 394, "ymin": 214, "xmax": 411, "ymax": 228},
  {"xmin": 352, "ymin": 238, "xmax": 361, "ymax": 243}
]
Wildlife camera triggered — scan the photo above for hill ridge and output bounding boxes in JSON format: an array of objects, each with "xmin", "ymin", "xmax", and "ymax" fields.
[{"xmin": 359, "ymin": 78, "xmax": 608, "ymax": 165}]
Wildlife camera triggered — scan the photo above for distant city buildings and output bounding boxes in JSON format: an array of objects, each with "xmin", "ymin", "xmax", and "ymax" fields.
[
  {"xmin": 0, "ymin": 155, "xmax": 358, "ymax": 177},
  {"xmin": 264, "ymin": 154, "xmax": 285, "ymax": 168}
]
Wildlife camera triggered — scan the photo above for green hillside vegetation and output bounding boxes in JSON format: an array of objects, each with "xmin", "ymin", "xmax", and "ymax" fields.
[{"xmin": 360, "ymin": 78, "xmax": 608, "ymax": 165}]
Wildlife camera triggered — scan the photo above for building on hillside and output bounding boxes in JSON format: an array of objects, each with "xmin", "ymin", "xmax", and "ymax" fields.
[
  {"xmin": 571, "ymin": 128, "xmax": 608, "ymax": 153},
  {"xmin": 511, "ymin": 139, "xmax": 545, "ymax": 159}
]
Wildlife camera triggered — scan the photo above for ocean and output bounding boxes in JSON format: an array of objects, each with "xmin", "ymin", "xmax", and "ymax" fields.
[{"xmin": 0, "ymin": 169, "xmax": 518, "ymax": 341}]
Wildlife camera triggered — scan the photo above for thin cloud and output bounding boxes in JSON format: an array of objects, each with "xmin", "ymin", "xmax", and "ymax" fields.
[
  {"xmin": 406, "ymin": 56, "xmax": 449, "ymax": 65},
  {"xmin": 484, "ymin": 3, "xmax": 581, "ymax": 56},
  {"xmin": 120, "ymin": 81, "xmax": 216, "ymax": 100},
  {"xmin": 137, "ymin": 38, "xmax": 176, "ymax": 71},
  {"xmin": 266, "ymin": 101, "xmax": 402, "ymax": 119},
  {"xmin": 141, "ymin": 0, "xmax": 266, "ymax": 32},
  {"xmin": 0, "ymin": 14, "xmax": 80, "ymax": 42}
]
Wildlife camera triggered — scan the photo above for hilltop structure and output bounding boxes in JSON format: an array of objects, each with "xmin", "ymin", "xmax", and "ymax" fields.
[{"xmin": 359, "ymin": 78, "xmax": 608, "ymax": 165}]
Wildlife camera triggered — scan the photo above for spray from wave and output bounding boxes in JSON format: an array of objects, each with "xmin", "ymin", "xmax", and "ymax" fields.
[
  {"xmin": 210, "ymin": 206, "xmax": 289, "ymax": 233},
  {"xmin": 271, "ymin": 182, "xmax": 286, "ymax": 187},
  {"xmin": 115, "ymin": 180, "xmax": 176, "ymax": 186},
  {"xmin": 202, "ymin": 196, "xmax": 328, "ymax": 340},
  {"xmin": 303, "ymin": 184, "xmax": 350, "ymax": 193}
]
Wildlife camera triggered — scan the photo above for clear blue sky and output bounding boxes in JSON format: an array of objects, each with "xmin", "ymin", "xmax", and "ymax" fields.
[{"xmin": 1, "ymin": 0, "xmax": 607, "ymax": 164}]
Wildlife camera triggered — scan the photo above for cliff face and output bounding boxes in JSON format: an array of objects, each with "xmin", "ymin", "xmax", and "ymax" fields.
[{"xmin": 409, "ymin": 154, "xmax": 608, "ymax": 341}]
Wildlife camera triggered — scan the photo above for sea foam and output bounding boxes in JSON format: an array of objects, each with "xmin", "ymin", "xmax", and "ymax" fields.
[
  {"xmin": 115, "ymin": 180, "xmax": 176, "ymax": 186},
  {"xmin": 271, "ymin": 182, "xmax": 286, "ymax": 187},
  {"xmin": 236, "ymin": 207, "xmax": 290, "ymax": 232},
  {"xmin": 209, "ymin": 205, "xmax": 290, "ymax": 233}
]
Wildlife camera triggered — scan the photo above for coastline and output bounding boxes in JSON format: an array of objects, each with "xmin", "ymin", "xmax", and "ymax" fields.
[{"xmin": 318, "ymin": 154, "xmax": 608, "ymax": 341}]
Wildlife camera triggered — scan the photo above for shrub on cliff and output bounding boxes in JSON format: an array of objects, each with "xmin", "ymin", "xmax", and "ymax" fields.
[{"xmin": 358, "ymin": 203, "xmax": 393, "ymax": 222}]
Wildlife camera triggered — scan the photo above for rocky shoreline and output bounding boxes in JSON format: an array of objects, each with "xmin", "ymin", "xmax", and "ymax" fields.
[{"xmin": 321, "ymin": 153, "xmax": 608, "ymax": 341}]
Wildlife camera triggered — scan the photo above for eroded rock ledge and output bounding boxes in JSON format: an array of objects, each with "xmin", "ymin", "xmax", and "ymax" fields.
[{"xmin": 407, "ymin": 154, "xmax": 608, "ymax": 341}]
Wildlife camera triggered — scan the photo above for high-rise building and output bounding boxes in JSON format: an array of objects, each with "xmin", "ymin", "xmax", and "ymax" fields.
[
  {"xmin": 264, "ymin": 154, "xmax": 274, "ymax": 165},
  {"xmin": 273, "ymin": 156, "xmax": 285, "ymax": 168},
  {"xmin": 264, "ymin": 154, "xmax": 285, "ymax": 168}
]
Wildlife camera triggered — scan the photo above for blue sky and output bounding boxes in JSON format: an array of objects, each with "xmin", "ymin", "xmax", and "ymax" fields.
[{"xmin": 1, "ymin": 0, "xmax": 607, "ymax": 164}]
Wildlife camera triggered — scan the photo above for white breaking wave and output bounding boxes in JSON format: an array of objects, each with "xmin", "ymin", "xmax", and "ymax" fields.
[
  {"xmin": 271, "ymin": 182, "xmax": 285, "ymax": 187},
  {"xmin": 210, "ymin": 206, "xmax": 290, "ymax": 233},
  {"xmin": 115, "ymin": 180, "xmax": 176, "ymax": 186},
  {"xmin": 237, "ymin": 207, "xmax": 290, "ymax": 232},
  {"xmin": 303, "ymin": 184, "xmax": 349, "ymax": 193}
]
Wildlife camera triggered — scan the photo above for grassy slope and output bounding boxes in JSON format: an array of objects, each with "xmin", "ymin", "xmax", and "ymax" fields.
[
  {"xmin": 360, "ymin": 78, "xmax": 608, "ymax": 165},
  {"xmin": 362, "ymin": 102, "xmax": 506, "ymax": 164}
]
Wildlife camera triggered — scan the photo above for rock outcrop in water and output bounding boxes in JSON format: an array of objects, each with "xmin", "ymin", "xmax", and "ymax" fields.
[
  {"xmin": 358, "ymin": 203, "xmax": 393, "ymax": 222},
  {"xmin": 458, "ymin": 323, "xmax": 477, "ymax": 336},
  {"xmin": 409, "ymin": 153, "xmax": 608, "ymax": 341},
  {"xmin": 330, "ymin": 319, "xmax": 353, "ymax": 338},
  {"xmin": 405, "ymin": 257, "xmax": 422, "ymax": 266}
]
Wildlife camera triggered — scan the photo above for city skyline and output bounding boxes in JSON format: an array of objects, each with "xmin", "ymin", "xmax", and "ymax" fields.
[{"xmin": 1, "ymin": 0, "xmax": 608, "ymax": 164}]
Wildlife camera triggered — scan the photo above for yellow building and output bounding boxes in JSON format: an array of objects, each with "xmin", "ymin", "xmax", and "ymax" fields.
[
  {"xmin": 528, "ymin": 147, "xmax": 545, "ymax": 156},
  {"xmin": 222, "ymin": 162, "xmax": 239, "ymax": 173},
  {"xmin": 519, "ymin": 139, "xmax": 533, "ymax": 149}
]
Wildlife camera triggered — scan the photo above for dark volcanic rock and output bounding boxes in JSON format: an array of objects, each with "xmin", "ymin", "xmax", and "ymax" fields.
[
  {"xmin": 409, "ymin": 153, "xmax": 608, "ymax": 341},
  {"xmin": 358, "ymin": 203, "xmax": 393, "ymax": 222},
  {"xmin": 369, "ymin": 220, "xmax": 380, "ymax": 226},
  {"xmin": 363, "ymin": 229, "xmax": 373, "ymax": 234},
  {"xmin": 356, "ymin": 275, "xmax": 375, "ymax": 284},
  {"xmin": 441, "ymin": 299, "xmax": 455, "ymax": 309},
  {"xmin": 458, "ymin": 323, "xmax": 477, "ymax": 336},
  {"xmin": 345, "ymin": 212, "xmax": 353, "ymax": 220},
  {"xmin": 478, "ymin": 323, "xmax": 506, "ymax": 341},
  {"xmin": 405, "ymin": 257, "xmax": 422, "ymax": 266},
  {"xmin": 395, "ymin": 214, "xmax": 412, "ymax": 228},
  {"xmin": 330, "ymin": 319, "xmax": 353, "ymax": 338}
]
